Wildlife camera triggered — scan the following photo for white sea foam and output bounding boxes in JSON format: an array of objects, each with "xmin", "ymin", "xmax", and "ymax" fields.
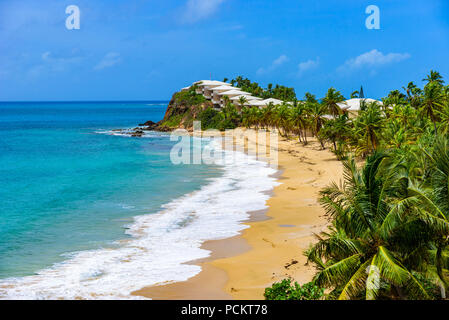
[
  {"xmin": 94, "ymin": 129, "xmax": 168, "ymax": 139},
  {"xmin": 0, "ymin": 138, "xmax": 279, "ymax": 300}
]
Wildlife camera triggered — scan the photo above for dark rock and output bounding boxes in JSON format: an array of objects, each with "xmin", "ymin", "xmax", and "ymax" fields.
[
  {"xmin": 138, "ymin": 120, "xmax": 157, "ymax": 127},
  {"xmin": 131, "ymin": 130, "xmax": 144, "ymax": 137}
]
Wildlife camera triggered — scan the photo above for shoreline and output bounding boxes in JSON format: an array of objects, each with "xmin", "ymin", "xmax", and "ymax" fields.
[{"xmin": 134, "ymin": 129, "xmax": 343, "ymax": 300}]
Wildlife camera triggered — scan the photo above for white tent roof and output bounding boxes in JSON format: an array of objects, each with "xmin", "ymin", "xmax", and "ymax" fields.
[
  {"xmin": 337, "ymin": 98, "xmax": 383, "ymax": 111},
  {"xmin": 230, "ymin": 95, "xmax": 258, "ymax": 101},
  {"xmin": 245, "ymin": 100, "xmax": 267, "ymax": 106},
  {"xmin": 209, "ymin": 85, "xmax": 236, "ymax": 91},
  {"xmin": 217, "ymin": 90, "xmax": 251, "ymax": 96},
  {"xmin": 194, "ymin": 80, "xmax": 229, "ymax": 87},
  {"xmin": 262, "ymin": 98, "xmax": 283, "ymax": 105}
]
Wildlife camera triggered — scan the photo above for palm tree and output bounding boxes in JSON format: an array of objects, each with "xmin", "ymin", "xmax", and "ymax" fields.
[
  {"xmin": 351, "ymin": 91, "xmax": 360, "ymax": 99},
  {"xmin": 261, "ymin": 103, "xmax": 275, "ymax": 130},
  {"xmin": 289, "ymin": 104, "xmax": 309, "ymax": 144},
  {"xmin": 322, "ymin": 88, "xmax": 345, "ymax": 117},
  {"xmin": 437, "ymin": 101, "xmax": 449, "ymax": 135},
  {"xmin": 248, "ymin": 106, "xmax": 261, "ymax": 130},
  {"xmin": 406, "ymin": 138, "xmax": 449, "ymax": 298},
  {"xmin": 423, "ymin": 70, "xmax": 444, "ymax": 86},
  {"xmin": 420, "ymin": 82, "xmax": 443, "ymax": 135},
  {"xmin": 402, "ymin": 82, "xmax": 423, "ymax": 109},
  {"xmin": 307, "ymin": 102, "xmax": 327, "ymax": 149},
  {"xmin": 273, "ymin": 103, "xmax": 291, "ymax": 137},
  {"xmin": 238, "ymin": 96, "xmax": 248, "ymax": 112},
  {"xmin": 320, "ymin": 114, "xmax": 350, "ymax": 152},
  {"xmin": 354, "ymin": 102, "xmax": 384, "ymax": 153},
  {"xmin": 306, "ymin": 153, "xmax": 432, "ymax": 300},
  {"xmin": 241, "ymin": 106, "xmax": 252, "ymax": 128}
]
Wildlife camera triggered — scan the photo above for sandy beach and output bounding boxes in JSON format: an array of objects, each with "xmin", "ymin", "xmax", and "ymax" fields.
[{"xmin": 134, "ymin": 129, "xmax": 343, "ymax": 300}]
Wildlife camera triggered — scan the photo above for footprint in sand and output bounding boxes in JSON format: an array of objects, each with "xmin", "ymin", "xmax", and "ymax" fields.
[{"xmin": 262, "ymin": 238, "xmax": 276, "ymax": 248}]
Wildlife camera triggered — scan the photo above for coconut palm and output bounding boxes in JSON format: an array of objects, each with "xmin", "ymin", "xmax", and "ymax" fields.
[
  {"xmin": 322, "ymin": 88, "xmax": 345, "ymax": 117},
  {"xmin": 273, "ymin": 103, "xmax": 291, "ymax": 137},
  {"xmin": 320, "ymin": 114, "xmax": 350, "ymax": 152},
  {"xmin": 238, "ymin": 96, "xmax": 248, "ymax": 111},
  {"xmin": 351, "ymin": 91, "xmax": 360, "ymax": 99},
  {"xmin": 423, "ymin": 70, "xmax": 445, "ymax": 86},
  {"xmin": 307, "ymin": 102, "xmax": 327, "ymax": 149},
  {"xmin": 261, "ymin": 103, "xmax": 275, "ymax": 129},
  {"xmin": 354, "ymin": 102, "xmax": 384, "ymax": 153},
  {"xmin": 289, "ymin": 104, "xmax": 309, "ymax": 144},
  {"xmin": 306, "ymin": 152, "xmax": 432, "ymax": 300},
  {"xmin": 420, "ymin": 82, "xmax": 444, "ymax": 135},
  {"xmin": 406, "ymin": 138, "xmax": 449, "ymax": 298},
  {"xmin": 437, "ymin": 101, "xmax": 449, "ymax": 135}
]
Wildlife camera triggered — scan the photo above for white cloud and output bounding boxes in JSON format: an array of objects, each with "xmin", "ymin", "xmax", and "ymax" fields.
[
  {"xmin": 27, "ymin": 51, "xmax": 82, "ymax": 77},
  {"xmin": 298, "ymin": 57, "xmax": 320, "ymax": 76},
  {"xmin": 181, "ymin": 0, "xmax": 226, "ymax": 24},
  {"xmin": 42, "ymin": 51, "xmax": 51, "ymax": 61},
  {"xmin": 257, "ymin": 54, "xmax": 289, "ymax": 75},
  {"xmin": 338, "ymin": 49, "xmax": 410, "ymax": 73},
  {"xmin": 94, "ymin": 52, "xmax": 121, "ymax": 70}
]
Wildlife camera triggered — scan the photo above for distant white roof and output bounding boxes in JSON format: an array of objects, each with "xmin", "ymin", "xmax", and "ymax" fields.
[
  {"xmin": 337, "ymin": 98, "xmax": 383, "ymax": 111},
  {"xmin": 230, "ymin": 95, "xmax": 258, "ymax": 101},
  {"xmin": 245, "ymin": 100, "xmax": 267, "ymax": 106},
  {"xmin": 194, "ymin": 80, "xmax": 229, "ymax": 87},
  {"xmin": 209, "ymin": 85, "xmax": 236, "ymax": 91},
  {"xmin": 262, "ymin": 98, "xmax": 283, "ymax": 105},
  {"xmin": 181, "ymin": 86, "xmax": 191, "ymax": 91},
  {"xmin": 217, "ymin": 90, "xmax": 251, "ymax": 96}
]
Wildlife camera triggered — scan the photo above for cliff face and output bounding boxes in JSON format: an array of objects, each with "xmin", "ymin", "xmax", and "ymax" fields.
[
  {"xmin": 153, "ymin": 92, "xmax": 213, "ymax": 131},
  {"xmin": 124, "ymin": 91, "xmax": 213, "ymax": 136}
]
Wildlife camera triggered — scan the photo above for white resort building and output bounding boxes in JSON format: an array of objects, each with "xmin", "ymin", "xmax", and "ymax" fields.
[
  {"xmin": 337, "ymin": 98, "xmax": 383, "ymax": 117},
  {"xmin": 181, "ymin": 80, "xmax": 285, "ymax": 109}
]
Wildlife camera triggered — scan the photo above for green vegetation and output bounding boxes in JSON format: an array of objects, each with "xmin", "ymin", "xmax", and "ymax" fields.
[
  {"xmin": 252, "ymin": 70, "xmax": 449, "ymax": 300},
  {"xmin": 264, "ymin": 279, "xmax": 324, "ymax": 300},
  {"xmin": 229, "ymin": 76, "xmax": 297, "ymax": 101},
  {"xmin": 173, "ymin": 86, "xmax": 206, "ymax": 106}
]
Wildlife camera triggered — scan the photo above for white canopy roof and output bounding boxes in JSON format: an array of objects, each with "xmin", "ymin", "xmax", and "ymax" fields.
[
  {"xmin": 217, "ymin": 90, "xmax": 251, "ymax": 96},
  {"xmin": 262, "ymin": 98, "xmax": 283, "ymax": 105},
  {"xmin": 230, "ymin": 95, "xmax": 258, "ymax": 101},
  {"xmin": 209, "ymin": 85, "xmax": 236, "ymax": 91},
  {"xmin": 245, "ymin": 100, "xmax": 267, "ymax": 106},
  {"xmin": 194, "ymin": 80, "xmax": 229, "ymax": 87},
  {"xmin": 337, "ymin": 98, "xmax": 383, "ymax": 111}
]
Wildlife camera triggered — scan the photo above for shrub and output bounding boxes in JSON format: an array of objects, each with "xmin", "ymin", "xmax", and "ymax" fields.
[
  {"xmin": 174, "ymin": 89, "xmax": 206, "ymax": 106},
  {"xmin": 217, "ymin": 118, "xmax": 237, "ymax": 131},
  {"xmin": 197, "ymin": 107, "xmax": 224, "ymax": 130},
  {"xmin": 264, "ymin": 279, "xmax": 324, "ymax": 300}
]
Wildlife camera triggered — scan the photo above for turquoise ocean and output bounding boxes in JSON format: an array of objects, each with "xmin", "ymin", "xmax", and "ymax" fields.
[{"xmin": 0, "ymin": 101, "xmax": 278, "ymax": 299}]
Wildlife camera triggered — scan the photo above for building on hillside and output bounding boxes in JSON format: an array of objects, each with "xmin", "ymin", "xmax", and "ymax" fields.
[
  {"xmin": 336, "ymin": 98, "xmax": 383, "ymax": 117},
  {"xmin": 180, "ymin": 80, "xmax": 289, "ymax": 110},
  {"xmin": 193, "ymin": 80, "xmax": 229, "ymax": 95},
  {"xmin": 209, "ymin": 85, "xmax": 237, "ymax": 104}
]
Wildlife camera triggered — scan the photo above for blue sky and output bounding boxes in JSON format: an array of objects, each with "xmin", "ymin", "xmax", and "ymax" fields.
[{"xmin": 0, "ymin": 0, "xmax": 448, "ymax": 101}]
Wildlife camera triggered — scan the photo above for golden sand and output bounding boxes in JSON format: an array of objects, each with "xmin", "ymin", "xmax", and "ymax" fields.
[{"xmin": 133, "ymin": 129, "xmax": 343, "ymax": 300}]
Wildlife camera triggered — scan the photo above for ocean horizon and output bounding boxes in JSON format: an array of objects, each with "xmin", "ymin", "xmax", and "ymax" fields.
[{"xmin": 0, "ymin": 101, "xmax": 277, "ymax": 299}]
